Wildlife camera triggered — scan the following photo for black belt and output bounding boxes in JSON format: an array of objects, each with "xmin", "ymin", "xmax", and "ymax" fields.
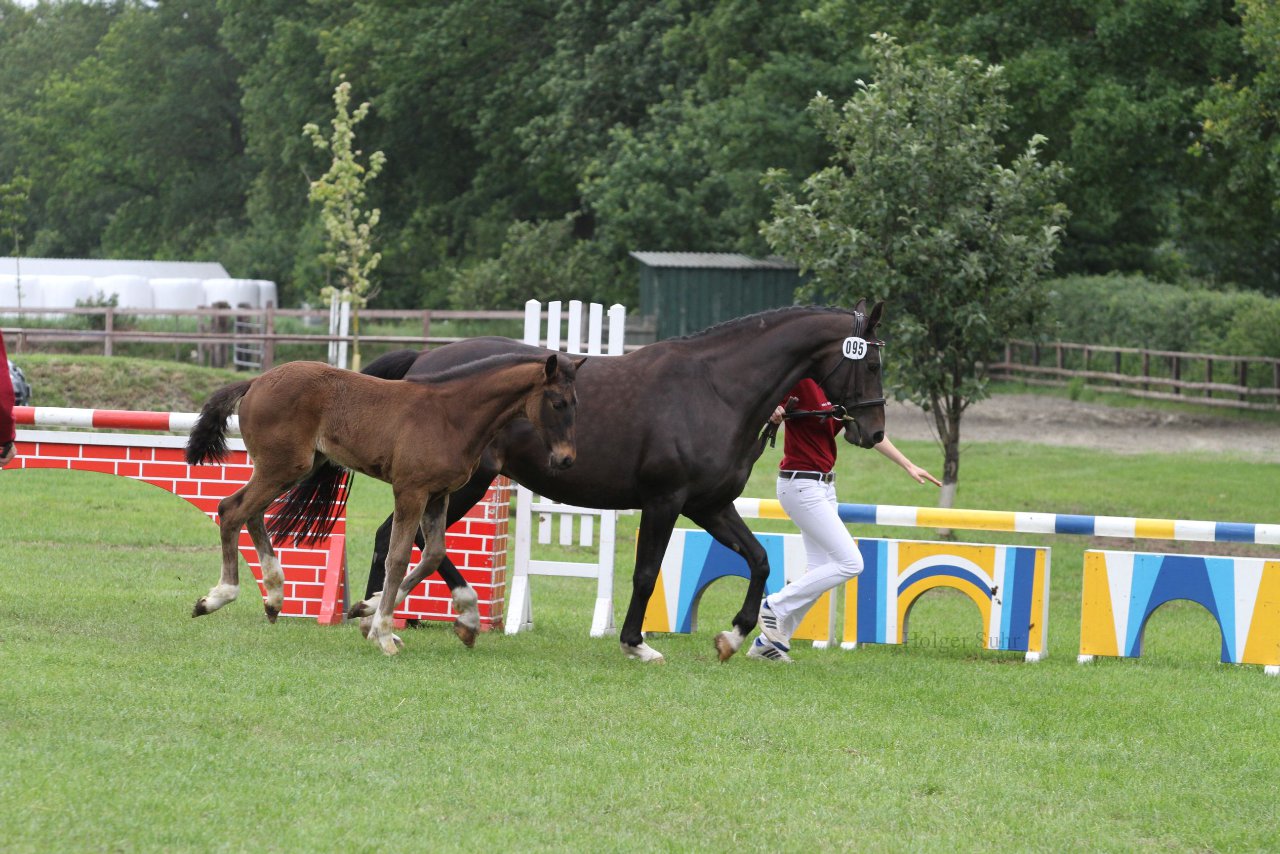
[{"xmin": 779, "ymin": 470, "xmax": 835, "ymax": 484}]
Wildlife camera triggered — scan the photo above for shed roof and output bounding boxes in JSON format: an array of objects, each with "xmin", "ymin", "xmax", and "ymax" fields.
[
  {"xmin": 0, "ymin": 257, "xmax": 230, "ymax": 279},
  {"xmin": 629, "ymin": 251, "xmax": 797, "ymax": 270}
]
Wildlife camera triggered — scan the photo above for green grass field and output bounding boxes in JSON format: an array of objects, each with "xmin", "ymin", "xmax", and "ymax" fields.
[{"xmin": 2, "ymin": 437, "xmax": 1278, "ymax": 851}]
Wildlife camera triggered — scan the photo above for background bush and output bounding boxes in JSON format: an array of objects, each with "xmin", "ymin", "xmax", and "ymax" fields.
[{"xmin": 1044, "ymin": 275, "xmax": 1280, "ymax": 357}]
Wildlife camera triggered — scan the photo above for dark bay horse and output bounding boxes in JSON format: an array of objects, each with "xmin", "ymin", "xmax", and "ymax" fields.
[
  {"xmin": 184, "ymin": 353, "xmax": 582, "ymax": 655},
  {"xmin": 349, "ymin": 302, "xmax": 887, "ymax": 662}
]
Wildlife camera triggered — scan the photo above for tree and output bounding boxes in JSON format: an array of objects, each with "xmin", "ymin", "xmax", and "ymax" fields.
[
  {"xmin": 0, "ymin": 174, "xmax": 31, "ymax": 308},
  {"xmin": 303, "ymin": 76, "xmax": 385, "ymax": 372},
  {"xmin": 762, "ymin": 34, "xmax": 1068, "ymax": 508},
  {"xmin": 807, "ymin": 0, "xmax": 1251, "ymax": 285},
  {"xmin": 1190, "ymin": 0, "xmax": 1280, "ymax": 292},
  {"xmin": 5, "ymin": 0, "xmax": 245, "ymax": 259}
]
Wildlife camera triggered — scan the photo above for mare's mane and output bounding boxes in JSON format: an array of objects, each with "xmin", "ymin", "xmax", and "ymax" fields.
[
  {"xmin": 405, "ymin": 351, "xmax": 551, "ymax": 385},
  {"xmin": 669, "ymin": 304, "xmax": 857, "ymax": 343}
]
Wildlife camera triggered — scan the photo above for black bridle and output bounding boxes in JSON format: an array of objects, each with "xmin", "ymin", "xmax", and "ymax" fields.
[
  {"xmin": 807, "ymin": 310, "xmax": 886, "ymax": 420},
  {"xmin": 760, "ymin": 310, "xmax": 886, "ymax": 449}
]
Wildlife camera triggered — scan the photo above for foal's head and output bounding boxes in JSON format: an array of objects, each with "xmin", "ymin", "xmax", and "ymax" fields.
[
  {"xmin": 528, "ymin": 353, "xmax": 585, "ymax": 470},
  {"xmin": 816, "ymin": 299, "xmax": 887, "ymax": 450}
]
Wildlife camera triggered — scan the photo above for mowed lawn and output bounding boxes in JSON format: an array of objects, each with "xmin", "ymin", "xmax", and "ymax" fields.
[{"xmin": 1, "ymin": 437, "xmax": 1277, "ymax": 852}]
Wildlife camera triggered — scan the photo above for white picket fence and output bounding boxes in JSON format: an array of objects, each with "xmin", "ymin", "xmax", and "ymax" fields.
[{"xmin": 508, "ymin": 299, "xmax": 626, "ymax": 637}]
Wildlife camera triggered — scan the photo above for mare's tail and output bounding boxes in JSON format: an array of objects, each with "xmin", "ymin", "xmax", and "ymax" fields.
[
  {"xmin": 185, "ymin": 380, "xmax": 253, "ymax": 465},
  {"xmin": 361, "ymin": 348, "xmax": 420, "ymax": 380},
  {"xmin": 267, "ymin": 460, "xmax": 351, "ymax": 547}
]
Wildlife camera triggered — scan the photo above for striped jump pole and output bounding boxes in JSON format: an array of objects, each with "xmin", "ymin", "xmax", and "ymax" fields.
[
  {"xmin": 14, "ymin": 404, "xmax": 237, "ymax": 434},
  {"xmin": 733, "ymin": 498, "xmax": 1280, "ymax": 546}
]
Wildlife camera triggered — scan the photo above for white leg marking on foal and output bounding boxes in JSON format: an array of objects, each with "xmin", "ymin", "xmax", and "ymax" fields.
[
  {"xmin": 350, "ymin": 591, "xmax": 381, "ymax": 619},
  {"xmin": 453, "ymin": 587, "xmax": 479, "ymax": 628},
  {"xmin": 714, "ymin": 627, "xmax": 747, "ymax": 661},
  {"xmin": 366, "ymin": 610, "xmax": 402, "ymax": 655},
  {"xmin": 201, "ymin": 583, "xmax": 239, "ymax": 613},
  {"xmin": 261, "ymin": 557, "xmax": 285, "ymax": 612}
]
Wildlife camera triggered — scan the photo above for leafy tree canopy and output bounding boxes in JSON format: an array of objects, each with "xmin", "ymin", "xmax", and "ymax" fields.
[{"xmin": 763, "ymin": 35, "xmax": 1069, "ymax": 500}]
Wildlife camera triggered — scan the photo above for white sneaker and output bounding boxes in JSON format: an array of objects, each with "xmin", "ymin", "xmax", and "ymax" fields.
[
  {"xmin": 746, "ymin": 636, "xmax": 793, "ymax": 664},
  {"xmin": 757, "ymin": 599, "xmax": 790, "ymax": 652}
]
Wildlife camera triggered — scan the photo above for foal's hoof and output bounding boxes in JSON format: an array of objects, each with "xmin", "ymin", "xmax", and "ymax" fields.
[
  {"xmin": 714, "ymin": 631, "xmax": 742, "ymax": 662},
  {"xmin": 358, "ymin": 616, "xmax": 374, "ymax": 639},
  {"xmin": 347, "ymin": 602, "xmax": 372, "ymax": 619},
  {"xmin": 192, "ymin": 598, "xmax": 211, "ymax": 618},
  {"xmin": 453, "ymin": 621, "xmax": 477, "ymax": 649},
  {"xmin": 264, "ymin": 605, "xmax": 280, "ymax": 624}
]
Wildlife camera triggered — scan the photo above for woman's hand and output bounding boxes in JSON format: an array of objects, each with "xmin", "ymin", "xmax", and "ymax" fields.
[{"xmin": 907, "ymin": 462, "xmax": 941, "ymax": 487}]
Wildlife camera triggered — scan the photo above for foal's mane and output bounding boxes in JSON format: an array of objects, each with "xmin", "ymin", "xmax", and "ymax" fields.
[
  {"xmin": 406, "ymin": 351, "xmax": 551, "ymax": 385},
  {"xmin": 669, "ymin": 304, "xmax": 857, "ymax": 342}
]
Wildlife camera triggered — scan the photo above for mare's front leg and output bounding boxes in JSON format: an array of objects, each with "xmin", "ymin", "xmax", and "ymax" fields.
[
  {"xmin": 364, "ymin": 488, "xmax": 428, "ymax": 655},
  {"xmin": 619, "ymin": 502, "xmax": 682, "ymax": 663},
  {"xmin": 686, "ymin": 505, "xmax": 770, "ymax": 662}
]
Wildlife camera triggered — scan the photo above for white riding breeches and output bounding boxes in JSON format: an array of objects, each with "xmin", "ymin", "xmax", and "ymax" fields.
[{"xmin": 766, "ymin": 475, "xmax": 864, "ymax": 641}]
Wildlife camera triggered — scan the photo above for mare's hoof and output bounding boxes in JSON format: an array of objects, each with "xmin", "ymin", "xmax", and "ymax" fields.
[
  {"xmin": 453, "ymin": 621, "xmax": 477, "ymax": 649},
  {"xmin": 378, "ymin": 634, "xmax": 404, "ymax": 656},
  {"xmin": 265, "ymin": 606, "xmax": 280, "ymax": 624},
  {"xmin": 347, "ymin": 602, "xmax": 371, "ymax": 619},
  {"xmin": 192, "ymin": 599, "xmax": 210, "ymax": 618},
  {"xmin": 621, "ymin": 642, "xmax": 666, "ymax": 664},
  {"xmin": 714, "ymin": 631, "xmax": 739, "ymax": 662}
]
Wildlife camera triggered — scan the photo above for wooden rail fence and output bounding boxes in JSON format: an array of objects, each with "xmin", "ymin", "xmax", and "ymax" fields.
[
  {"xmin": 992, "ymin": 340, "xmax": 1280, "ymax": 412},
  {"xmin": 0, "ymin": 306, "xmax": 528, "ymax": 370}
]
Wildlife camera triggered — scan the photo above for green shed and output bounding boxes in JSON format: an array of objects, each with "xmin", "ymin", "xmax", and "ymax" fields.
[{"xmin": 630, "ymin": 251, "xmax": 802, "ymax": 340}]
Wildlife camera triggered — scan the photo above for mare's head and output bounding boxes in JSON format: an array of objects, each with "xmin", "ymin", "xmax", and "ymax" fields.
[
  {"xmin": 527, "ymin": 353, "xmax": 585, "ymax": 470},
  {"xmin": 816, "ymin": 299, "xmax": 887, "ymax": 449}
]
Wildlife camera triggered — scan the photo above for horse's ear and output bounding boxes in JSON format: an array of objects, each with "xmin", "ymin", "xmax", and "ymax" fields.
[
  {"xmin": 544, "ymin": 354, "xmax": 559, "ymax": 379},
  {"xmin": 853, "ymin": 297, "xmax": 868, "ymax": 314},
  {"xmin": 573, "ymin": 357, "xmax": 587, "ymax": 371},
  {"xmin": 867, "ymin": 301, "xmax": 885, "ymax": 334}
]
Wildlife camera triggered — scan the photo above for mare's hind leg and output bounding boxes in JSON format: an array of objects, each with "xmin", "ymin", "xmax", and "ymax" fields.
[
  {"xmin": 194, "ymin": 476, "xmax": 286, "ymax": 618},
  {"xmin": 685, "ymin": 505, "xmax": 770, "ymax": 662},
  {"xmin": 618, "ymin": 502, "xmax": 682, "ymax": 663}
]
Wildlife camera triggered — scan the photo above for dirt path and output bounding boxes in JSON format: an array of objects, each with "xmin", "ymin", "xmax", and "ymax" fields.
[{"xmin": 886, "ymin": 393, "xmax": 1280, "ymax": 463}]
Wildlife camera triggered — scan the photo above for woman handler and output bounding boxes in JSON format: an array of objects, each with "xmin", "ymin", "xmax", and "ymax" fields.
[{"xmin": 748, "ymin": 378, "xmax": 940, "ymax": 662}]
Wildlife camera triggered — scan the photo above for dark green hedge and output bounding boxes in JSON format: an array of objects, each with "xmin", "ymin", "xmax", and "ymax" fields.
[{"xmin": 1042, "ymin": 275, "xmax": 1280, "ymax": 358}]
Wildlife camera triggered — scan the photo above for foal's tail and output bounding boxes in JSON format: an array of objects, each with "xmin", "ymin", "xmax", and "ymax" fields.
[
  {"xmin": 185, "ymin": 380, "xmax": 253, "ymax": 465},
  {"xmin": 267, "ymin": 460, "xmax": 351, "ymax": 547}
]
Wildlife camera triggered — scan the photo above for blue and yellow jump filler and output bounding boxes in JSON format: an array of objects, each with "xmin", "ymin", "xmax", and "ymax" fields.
[
  {"xmin": 1080, "ymin": 550, "xmax": 1280, "ymax": 672},
  {"xmin": 642, "ymin": 529, "xmax": 1049, "ymax": 661},
  {"xmin": 844, "ymin": 539, "xmax": 1049, "ymax": 661},
  {"xmin": 645, "ymin": 499, "xmax": 1280, "ymax": 672}
]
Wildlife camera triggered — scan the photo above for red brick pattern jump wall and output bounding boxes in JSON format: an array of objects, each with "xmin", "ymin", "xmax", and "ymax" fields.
[{"xmin": 4, "ymin": 426, "xmax": 509, "ymax": 628}]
